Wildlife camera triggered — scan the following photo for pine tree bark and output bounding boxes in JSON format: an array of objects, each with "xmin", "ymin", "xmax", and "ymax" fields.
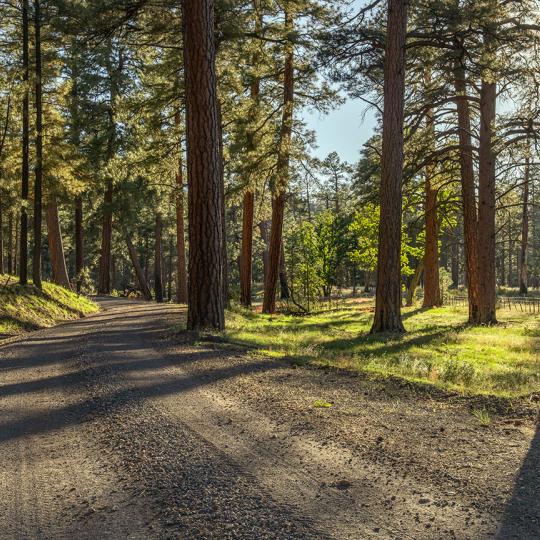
[
  {"xmin": 46, "ymin": 197, "xmax": 71, "ymax": 289},
  {"xmin": 20, "ymin": 0, "xmax": 30, "ymax": 286},
  {"xmin": 32, "ymin": 0, "xmax": 43, "ymax": 289},
  {"xmin": 154, "ymin": 212, "xmax": 164, "ymax": 303},
  {"xmin": 183, "ymin": 0, "xmax": 225, "ymax": 330},
  {"xmin": 75, "ymin": 195, "xmax": 83, "ymax": 293},
  {"xmin": 519, "ymin": 152, "xmax": 530, "ymax": 295},
  {"xmin": 263, "ymin": 194, "xmax": 286, "ymax": 314},
  {"xmin": 125, "ymin": 234, "xmax": 152, "ymax": 301},
  {"xmin": 477, "ymin": 71, "xmax": 497, "ymax": 323},
  {"xmin": 263, "ymin": 8, "xmax": 294, "ymax": 314},
  {"xmin": 371, "ymin": 0, "xmax": 408, "ymax": 333},
  {"xmin": 240, "ymin": 191, "xmax": 254, "ymax": 307},
  {"xmin": 453, "ymin": 42, "xmax": 481, "ymax": 323}
]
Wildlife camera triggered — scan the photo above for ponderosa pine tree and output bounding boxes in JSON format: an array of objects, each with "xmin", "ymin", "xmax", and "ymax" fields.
[
  {"xmin": 183, "ymin": 0, "xmax": 225, "ymax": 330},
  {"xmin": 371, "ymin": 0, "xmax": 408, "ymax": 333}
]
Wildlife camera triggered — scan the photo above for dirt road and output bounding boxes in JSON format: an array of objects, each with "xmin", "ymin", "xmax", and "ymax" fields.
[{"xmin": 0, "ymin": 298, "xmax": 538, "ymax": 539}]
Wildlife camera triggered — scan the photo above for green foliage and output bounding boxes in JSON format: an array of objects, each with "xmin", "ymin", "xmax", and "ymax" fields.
[
  {"xmin": 285, "ymin": 220, "xmax": 322, "ymax": 312},
  {"xmin": 348, "ymin": 203, "xmax": 379, "ymax": 273}
]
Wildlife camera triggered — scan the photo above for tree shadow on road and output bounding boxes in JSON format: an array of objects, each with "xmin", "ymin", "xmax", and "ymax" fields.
[{"xmin": 498, "ymin": 414, "xmax": 540, "ymax": 539}]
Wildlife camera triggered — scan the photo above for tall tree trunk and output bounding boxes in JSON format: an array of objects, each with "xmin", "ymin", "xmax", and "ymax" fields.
[
  {"xmin": 125, "ymin": 234, "xmax": 152, "ymax": 301},
  {"xmin": 453, "ymin": 42, "xmax": 481, "ymax": 323},
  {"xmin": 32, "ymin": 0, "xmax": 43, "ymax": 289},
  {"xmin": 183, "ymin": 0, "xmax": 225, "ymax": 330},
  {"xmin": 97, "ymin": 178, "xmax": 113, "ymax": 293},
  {"xmin": 175, "ymin": 113, "xmax": 188, "ymax": 304},
  {"xmin": 371, "ymin": 0, "xmax": 408, "ymax": 333},
  {"xmin": 263, "ymin": 8, "xmax": 294, "ymax": 314},
  {"xmin": 519, "ymin": 151, "xmax": 530, "ymax": 295},
  {"xmin": 75, "ymin": 195, "xmax": 83, "ymax": 293},
  {"xmin": 154, "ymin": 212, "xmax": 164, "ymax": 303},
  {"xmin": 477, "ymin": 70, "xmax": 497, "ymax": 323},
  {"xmin": 263, "ymin": 194, "xmax": 286, "ymax": 314},
  {"xmin": 46, "ymin": 197, "xmax": 71, "ymax": 289},
  {"xmin": 240, "ymin": 191, "xmax": 254, "ymax": 307},
  {"xmin": 20, "ymin": 0, "xmax": 30, "ymax": 286}
]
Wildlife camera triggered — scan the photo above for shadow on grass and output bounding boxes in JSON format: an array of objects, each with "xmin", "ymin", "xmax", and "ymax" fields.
[{"xmin": 319, "ymin": 323, "xmax": 469, "ymax": 356}]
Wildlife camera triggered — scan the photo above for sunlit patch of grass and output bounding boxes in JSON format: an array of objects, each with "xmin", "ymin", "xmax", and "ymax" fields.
[
  {"xmin": 313, "ymin": 399, "xmax": 334, "ymax": 408},
  {"xmin": 0, "ymin": 275, "xmax": 98, "ymax": 340},
  {"xmin": 223, "ymin": 301, "xmax": 540, "ymax": 398},
  {"xmin": 472, "ymin": 408, "xmax": 492, "ymax": 426}
]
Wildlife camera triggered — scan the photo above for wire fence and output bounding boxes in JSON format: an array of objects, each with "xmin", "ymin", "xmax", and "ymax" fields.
[{"xmin": 446, "ymin": 295, "xmax": 540, "ymax": 313}]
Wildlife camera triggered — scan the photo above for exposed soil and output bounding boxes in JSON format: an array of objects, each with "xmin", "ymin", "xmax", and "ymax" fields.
[{"xmin": 0, "ymin": 297, "xmax": 538, "ymax": 539}]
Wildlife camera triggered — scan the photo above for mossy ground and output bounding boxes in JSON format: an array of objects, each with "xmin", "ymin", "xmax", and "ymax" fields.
[
  {"xmin": 0, "ymin": 274, "xmax": 99, "ymax": 340},
  {"xmin": 223, "ymin": 298, "xmax": 540, "ymax": 398}
]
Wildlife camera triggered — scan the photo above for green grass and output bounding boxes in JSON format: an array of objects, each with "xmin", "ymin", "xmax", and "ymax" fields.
[
  {"xmin": 0, "ymin": 274, "xmax": 98, "ymax": 340},
  {"xmin": 223, "ymin": 299, "xmax": 540, "ymax": 398}
]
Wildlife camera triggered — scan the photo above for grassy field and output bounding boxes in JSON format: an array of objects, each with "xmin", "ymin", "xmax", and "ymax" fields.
[
  {"xmin": 0, "ymin": 275, "xmax": 98, "ymax": 340},
  {"xmin": 223, "ymin": 299, "xmax": 540, "ymax": 398}
]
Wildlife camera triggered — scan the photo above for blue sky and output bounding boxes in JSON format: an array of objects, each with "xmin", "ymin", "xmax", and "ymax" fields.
[
  {"xmin": 303, "ymin": 99, "xmax": 377, "ymax": 164},
  {"xmin": 302, "ymin": 0, "xmax": 377, "ymax": 164}
]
